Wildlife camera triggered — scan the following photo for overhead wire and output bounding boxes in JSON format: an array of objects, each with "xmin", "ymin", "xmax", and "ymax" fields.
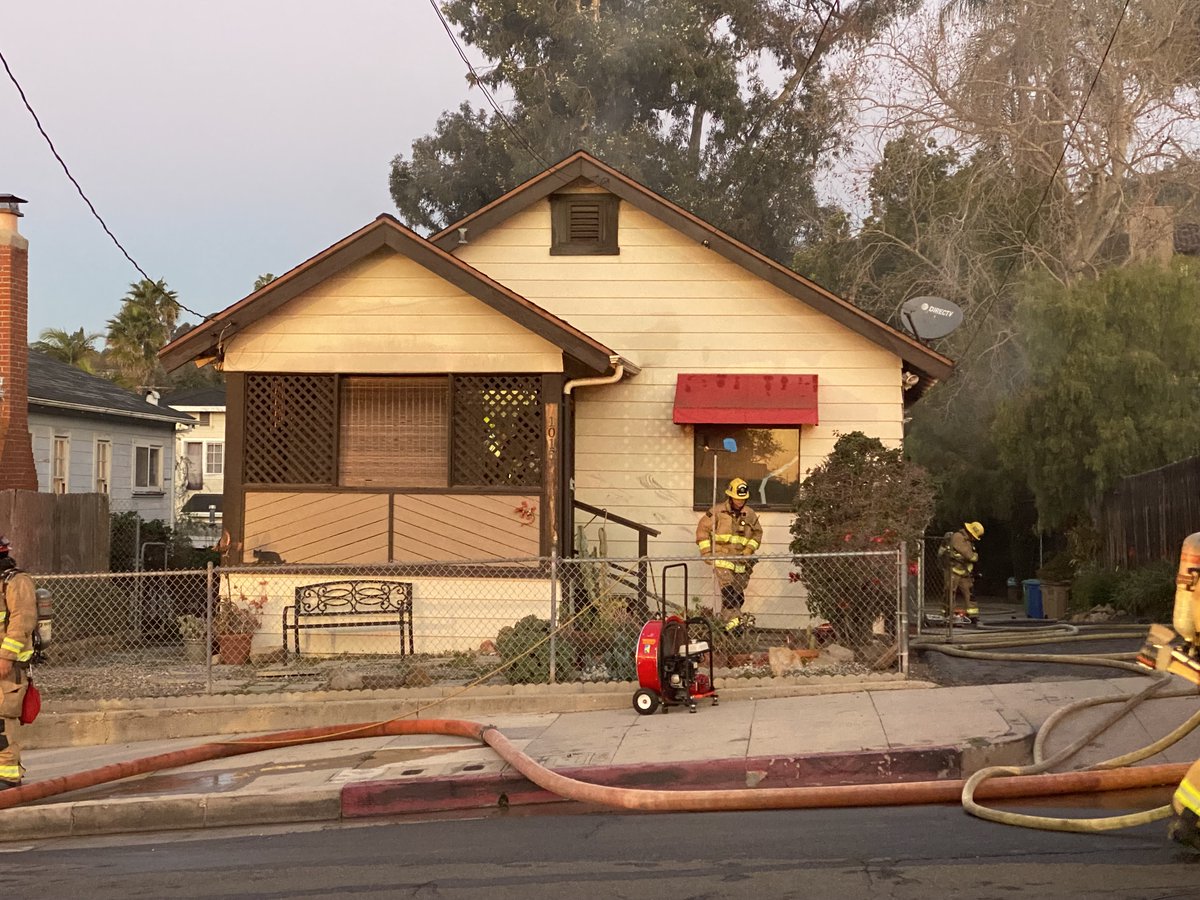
[{"xmin": 0, "ymin": 46, "xmax": 212, "ymax": 324}]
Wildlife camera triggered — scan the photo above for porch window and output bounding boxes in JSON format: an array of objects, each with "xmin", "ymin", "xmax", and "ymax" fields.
[
  {"xmin": 245, "ymin": 374, "xmax": 543, "ymax": 490},
  {"xmin": 339, "ymin": 377, "xmax": 449, "ymax": 488},
  {"xmin": 693, "ymin": 427, "xmax": 800, "ymax": 511}
]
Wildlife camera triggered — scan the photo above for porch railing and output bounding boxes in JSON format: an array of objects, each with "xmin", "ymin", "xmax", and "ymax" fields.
[{"xmin": 572, "ymin": 499, "xmax": 661, "ymax": 609}]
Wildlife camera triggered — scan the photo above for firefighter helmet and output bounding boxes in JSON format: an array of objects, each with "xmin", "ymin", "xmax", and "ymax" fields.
[
  {"xmin": 726, "ymin": 478, "xmax": 750, "ymax": 500},
  {"xmin": 965, "ymin": 521, "xmax": 984, "ymax": 540}
]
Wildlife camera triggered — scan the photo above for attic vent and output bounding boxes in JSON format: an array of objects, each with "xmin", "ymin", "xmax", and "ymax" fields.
[{"xmin": 550, "ymin": 194, "xmax": 619, "ymax": 256}]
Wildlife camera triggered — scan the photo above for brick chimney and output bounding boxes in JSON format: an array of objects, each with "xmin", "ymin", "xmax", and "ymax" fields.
[{"xmin": 0, "ymin": 195, "xmax": 38, "ymax": 491}]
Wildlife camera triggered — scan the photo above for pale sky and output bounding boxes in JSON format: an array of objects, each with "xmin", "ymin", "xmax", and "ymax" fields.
[{"xmin": 3, "ymin": 1, "xmax": 474, "ymax": 340}]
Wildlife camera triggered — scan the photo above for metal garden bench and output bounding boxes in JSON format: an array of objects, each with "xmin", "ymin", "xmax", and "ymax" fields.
[{"xmin": 283, "ymin": 580, "xmax": 414, "ymax": 656}]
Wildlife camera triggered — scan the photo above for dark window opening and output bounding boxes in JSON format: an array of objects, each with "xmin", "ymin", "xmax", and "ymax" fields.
[{"xmin": 693, "ymin": 427, "xmax": 800, "ymax": 511}]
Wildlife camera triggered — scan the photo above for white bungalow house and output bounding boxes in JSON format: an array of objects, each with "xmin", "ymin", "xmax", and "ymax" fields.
[
  {"xmin": 159, "ymin": 151, "xmax": 952, "ymax": 654},
  {"xmin": 28, "ymin": 350, "xmax": 194, "ymax": 521}
]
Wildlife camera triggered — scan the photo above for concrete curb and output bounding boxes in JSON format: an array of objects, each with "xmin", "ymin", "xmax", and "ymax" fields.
[
  {"xmin": 24, "ymin": 674, "xmax": 933, "ymax": 749},
  {"xmin": 0, "ymin": 730, "xmax": 1034, "ymax": 842},
  {"xmin": 341, "ymin": 732, "xmax": 1037, "ymax": 820}
]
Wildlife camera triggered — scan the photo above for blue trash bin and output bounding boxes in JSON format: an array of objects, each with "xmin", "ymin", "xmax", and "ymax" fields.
[{"xmin": 1022, "ymin": 579, "xmax": 1043, "ymax": 619}]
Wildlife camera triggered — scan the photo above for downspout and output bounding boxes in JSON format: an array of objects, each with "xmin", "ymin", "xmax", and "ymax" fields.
[{"xmin": 562, "ymin": 356, "xmax": 626, "ymax": 556}]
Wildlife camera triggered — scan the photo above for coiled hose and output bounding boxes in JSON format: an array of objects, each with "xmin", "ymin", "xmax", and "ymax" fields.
[{"xmin": 914, "ymin": 622, "xmax": 1199, "ymax": 833}]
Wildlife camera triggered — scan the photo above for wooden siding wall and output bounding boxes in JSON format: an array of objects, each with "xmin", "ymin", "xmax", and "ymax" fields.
[
  {"xmin": 1100, "ymin": 456, "xmax": 1200, "ymax": 569},
  {"xmin": 222, "ymin": 250, "xmax": 564, "ymax": 374},
  {"xmin": 244, "ymin": 492, "xmax": 390, "ymax": 564},
  {"xmin": 244, "ymin": 491, "xmax": 540, "ymax": 564},
  {"xmin": 392, "ymin": 494, "xmax": 540, "ymax": 561},
  {"xmin": 453, "ymin": 196, "xmax": 905, "ymax": 564},
  {"xmin": 0, "ymin": 490, "xmax": 110, "ymax": 573}
]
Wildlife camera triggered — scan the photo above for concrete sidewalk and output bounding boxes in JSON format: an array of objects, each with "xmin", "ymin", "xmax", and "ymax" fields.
[{"xmin": 5, "ymin": 674, "xmax": 1200, "ymax": 842}]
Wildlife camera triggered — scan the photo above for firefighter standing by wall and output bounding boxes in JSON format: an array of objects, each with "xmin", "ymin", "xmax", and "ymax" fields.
[
  {"xmin": 0, "ymin": 536, "xmax": 36, "ymax": 788},
  {"xmin": 696, "ymin": 478, "xmax": 763, "ymax": 635},
  {"xmin": 941, "ymin": 521, "xmax": 984, "ymax": 623}
]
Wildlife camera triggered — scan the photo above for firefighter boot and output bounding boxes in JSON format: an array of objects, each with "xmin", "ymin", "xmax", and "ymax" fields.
[{"xmin": 1169, "ymin": 808, "xmax": 1200, "ymax": 851}]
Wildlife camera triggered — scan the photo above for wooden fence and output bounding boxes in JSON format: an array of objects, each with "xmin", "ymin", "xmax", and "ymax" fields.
[
  {"xmin": 1100, "ymin": 456, "xmax": 1200, "ymax": 569},
  {"xmin": 0, "ymin": 490, "xmax": 110, "ymax": 574}
]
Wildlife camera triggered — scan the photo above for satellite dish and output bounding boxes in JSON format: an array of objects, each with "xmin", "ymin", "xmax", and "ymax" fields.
[{"xmin": 900, "ymin": 296, "xmax": 963, "ymax": 340}]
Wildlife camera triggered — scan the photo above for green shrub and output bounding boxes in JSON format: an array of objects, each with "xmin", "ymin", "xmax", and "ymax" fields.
[
  {"xmin": 1071, "ymin": 567, "xmax": 1119, "ymax": 610},
  {"xmin": 602, "ymin": 623, "xmax": 640, "ymax": 681},
  {"xmin": 495, "ymin": 615, "xmax": 576, "ymax": 684},
  {"xmin": 1109, "ymin": 562, "xmax": 1174, "ymax": 620}
]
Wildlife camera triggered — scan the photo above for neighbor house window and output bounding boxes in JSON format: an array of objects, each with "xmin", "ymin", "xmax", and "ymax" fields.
[
  {"xmin": 185, "ymin": 441, "xmax": 204, "ymax": 490},
  {"xmin": 693, "ymin": 427, "xmax": 800, "ymax": 511},
  {"xmin": 205, "ymin": 441, "xmax": 224, "ymax": 476},
  {"xmin": 195, "ymin": 411, "xmax": 211, "ymax": 427},
  {"xmin": 550, "ymin": 194, "xmax": 619, "ymax": 255},
  {"xmin": 52, "ymin": 436, "xmax": 69, "ymax": 494},
  {"xmin": 134, "ymin": 444, "xmax": 163, "ymax": 492},
  {"xmin": 94, "ymin": 439, "xmax": 111, "ymax": 494}
]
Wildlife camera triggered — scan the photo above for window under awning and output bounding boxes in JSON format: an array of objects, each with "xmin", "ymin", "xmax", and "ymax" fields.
[{"xmin": 672, "ymin": 374, "xmax": 819, "ymax": 426}]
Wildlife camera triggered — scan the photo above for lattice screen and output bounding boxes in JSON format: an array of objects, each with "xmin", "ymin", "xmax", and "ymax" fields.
[
  {"xmin": 244, "ymin": 375, "xmax": 337, "ymax": 484},
  {"xmin": 452, "ymin": 376, "xmax": 542, "ymax": 487}
]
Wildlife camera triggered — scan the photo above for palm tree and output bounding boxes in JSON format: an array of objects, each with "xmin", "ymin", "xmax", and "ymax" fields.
[
  {"xmin": 253, "ymin": 273, "xmax": 277, "ymax": 291},
  {"xmin": 32, "ymin": 327, "xmax": 102, "ymax": 372},
  {"xmin": 105, "ymin": 279, "xmax": 180, "ymax": 388}
]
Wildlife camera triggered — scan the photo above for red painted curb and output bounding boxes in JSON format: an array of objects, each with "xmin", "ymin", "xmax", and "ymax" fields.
[{"xmin": 341, "ymin": 746, "xmax": 962, "ymax": 818}]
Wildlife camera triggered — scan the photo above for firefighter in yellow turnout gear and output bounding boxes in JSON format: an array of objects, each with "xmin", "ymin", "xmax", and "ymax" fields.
[
  {"xmin": 941, "ymin": 521, "xmax": 983, "ymax": 623},
  {"xmin": 0, "ymin": 537, "xmax": 36, "ymax": 789},
  {"xmin": 696, "ymin": 478, "xmax": 763, "ymax": 635}
]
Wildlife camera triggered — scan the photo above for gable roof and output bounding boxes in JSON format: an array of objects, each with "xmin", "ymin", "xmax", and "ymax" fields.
[
  {"xmin": 158, "ymin": 216, "xmax": 620, "ymax": 375},
  {"xmin": 28, "ymin": 351, "xmax": 195, "ymax": 426},
  {"xmin": 431, "ymin": 150, "xmax": 954, "ymax": 387}
]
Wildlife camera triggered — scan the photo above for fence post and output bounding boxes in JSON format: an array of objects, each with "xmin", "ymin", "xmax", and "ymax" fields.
[
  {"xmin": 206, "ymin": 561, "xmax": 215, "ymax": 694},
  {"xmin": 898, "ymin": 545, "xmax": 909, "ymax": 676},
  {"xmin": 548, "ymin": 549, "xmax": 559, "ymax": 684}
]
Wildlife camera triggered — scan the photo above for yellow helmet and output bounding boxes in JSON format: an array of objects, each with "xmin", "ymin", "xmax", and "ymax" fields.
[
  {"xmin": 965, "ymin": 521, "xmax": 984, "ymax": 540},
  {"xmin": 726, "ymin": 478, "xmax": 750, "ymax": 500}
]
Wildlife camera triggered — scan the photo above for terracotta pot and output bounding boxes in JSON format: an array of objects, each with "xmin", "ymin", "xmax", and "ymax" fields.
[{"xmin": 217, "ymin": 633, "xmax": 253, "ymax": 665}]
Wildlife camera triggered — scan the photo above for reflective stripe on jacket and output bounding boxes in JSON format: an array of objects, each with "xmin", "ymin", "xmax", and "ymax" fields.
[{"xmin": 1, "ymin": 568, "xmax": 37, "ymax": 664}]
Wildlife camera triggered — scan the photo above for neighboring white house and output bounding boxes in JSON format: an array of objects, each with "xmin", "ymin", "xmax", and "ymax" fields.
[
  {"xmin": 27, "ymin": 350, "xmax": 195, "ymax": 522},
  {"xmin": 161, "ymin": 384, "xmax": 226, "ymax": 535}
]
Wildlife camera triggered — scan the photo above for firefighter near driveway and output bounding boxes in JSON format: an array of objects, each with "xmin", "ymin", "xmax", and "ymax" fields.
[
  {"xmin": 696, "ymin": 477, "xmax": 763, "ymax": 635},
  {"xmin": 936, "ymin": 521, "xmax": 984, "ymax": 625}
]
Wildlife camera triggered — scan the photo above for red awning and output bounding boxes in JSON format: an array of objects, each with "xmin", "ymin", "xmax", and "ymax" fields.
[{"xmin": 672, "ymin": 374, "xmax": 818, "ymax": 426}]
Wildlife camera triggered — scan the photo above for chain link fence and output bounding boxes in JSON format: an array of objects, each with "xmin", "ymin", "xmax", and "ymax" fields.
[{"xmin": 30, "ymin": 550, "xmax": 908, "ymax": 700}]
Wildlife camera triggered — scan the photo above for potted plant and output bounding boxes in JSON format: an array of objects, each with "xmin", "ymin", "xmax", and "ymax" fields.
[
  {"xmin": 177, "ymin": 614, "xmax": 209, "ymax": 664},
  {"xmin": 215, "ymin": 594, "xmax": 264, "ymax": 665}
]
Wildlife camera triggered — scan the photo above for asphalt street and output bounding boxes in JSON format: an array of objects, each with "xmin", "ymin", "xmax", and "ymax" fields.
[{"xmin": 17, "ymin": 801, "xmax": 1194, "ymax": 899}]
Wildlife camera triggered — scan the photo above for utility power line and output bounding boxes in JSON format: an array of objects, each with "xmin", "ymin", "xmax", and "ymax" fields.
[{"xmin": 0, "ymin": 45, "xmax": 212, "ymax": 324}]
